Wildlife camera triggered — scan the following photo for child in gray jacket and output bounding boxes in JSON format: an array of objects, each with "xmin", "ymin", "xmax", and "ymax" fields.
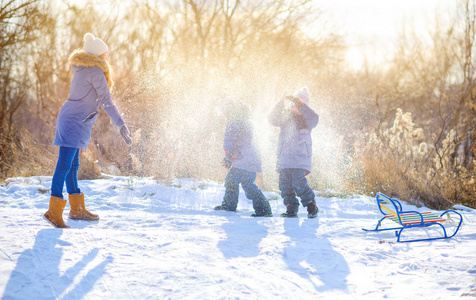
[
  {"xmin": 215, "ymin": 99, "xmax": 272, "ymax": 217},
  {"xmin": 268, "ymin": 87, "xmax": 319, "ymax": 218}
]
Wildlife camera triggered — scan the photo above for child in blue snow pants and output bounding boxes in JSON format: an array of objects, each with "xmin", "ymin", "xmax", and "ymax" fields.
[
  {"xmin": 268, "ymin": 86, "xmax": 319, "ymax": 218},
  {"xmin": 214, "ymin": 98, "xmax": 272, "ymax": 217}
]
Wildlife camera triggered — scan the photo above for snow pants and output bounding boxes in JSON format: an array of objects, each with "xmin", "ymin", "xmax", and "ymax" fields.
[
  {"xmin": 222, "ymin": 167, "xmax": 270, "ymax": 214},
  {"xmin": 278, "ymin": 168, "xmax": 315, "ymax": 210}
]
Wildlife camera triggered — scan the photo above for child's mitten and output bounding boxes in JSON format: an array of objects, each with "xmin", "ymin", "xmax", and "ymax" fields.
[
  {"xmin": 221, "ymin": 152, "xmax": 238, "ymax": 169},
  {"xmin": 285, "ymin": 95, "xmax": 302, "ymax": 106}
]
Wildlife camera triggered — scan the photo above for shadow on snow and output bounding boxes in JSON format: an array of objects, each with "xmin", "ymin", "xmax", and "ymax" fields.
[
  {"xmin": 282, "ymin": 217, "xmax": 350, "ymax": 292},
  {"xmin": 2, "ymin": 229, "xmax": 112, "ymax": 300}
]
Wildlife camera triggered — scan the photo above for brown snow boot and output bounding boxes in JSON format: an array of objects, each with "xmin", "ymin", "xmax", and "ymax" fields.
[
  {"xmin": 44, "ymin": 196, "xmax": 70, "ymax": 228},
  {"xmin": 68, "ymin": 193, "xmax": 99, "ymax": 221}
]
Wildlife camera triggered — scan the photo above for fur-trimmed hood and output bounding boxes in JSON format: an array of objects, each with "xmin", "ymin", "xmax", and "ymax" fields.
[{"xmin": 69, "ymin": 49, "xmax": 114, "ymax": 90}]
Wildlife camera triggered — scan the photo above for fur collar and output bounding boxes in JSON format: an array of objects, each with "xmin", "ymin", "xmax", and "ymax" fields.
[{"xmin": 69, "ymin": 49, "xmax": 114, "ymax": 90}]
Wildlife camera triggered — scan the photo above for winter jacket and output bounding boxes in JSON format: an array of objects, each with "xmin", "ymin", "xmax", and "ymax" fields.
[
  {"xmin": 218, "ymin": 99, "xmax": 262, "ymax": 173},
  {"xmin": 53, "ymin": 50, "xmax": 125, "ymax": 149},
  {"xmin": 268, "ymin": 101, "xmax": 319, "ymax": 172},
  {"xmin": 224, "ymin": 119, "xmax": 262, "ymax": 173}
]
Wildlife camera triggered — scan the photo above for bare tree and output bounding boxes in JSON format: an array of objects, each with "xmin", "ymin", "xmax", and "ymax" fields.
[{"xmin": 0, "ymin": 0, "xmax": 49, "ymax": 178}]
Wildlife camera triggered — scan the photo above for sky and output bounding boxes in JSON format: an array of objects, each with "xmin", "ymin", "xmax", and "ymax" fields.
[{"xmin": 313, "ymin": 0, "xmax": 461, "ymax": 69}]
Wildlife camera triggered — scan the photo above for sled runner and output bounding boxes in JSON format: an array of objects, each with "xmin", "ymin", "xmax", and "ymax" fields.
[{"xmin": 363, "ymin": 192, "xmax": 463, "ymax": 242}]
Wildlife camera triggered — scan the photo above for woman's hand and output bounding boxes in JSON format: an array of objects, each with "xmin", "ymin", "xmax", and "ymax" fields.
[{"xmin": 120, "ymin": 124, "xmax": 133, "ymax": 147}]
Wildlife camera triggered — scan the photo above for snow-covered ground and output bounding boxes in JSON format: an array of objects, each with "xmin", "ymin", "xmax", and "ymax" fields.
[{"xmin": 0, "ymin": 175, "xmax": 475, "ymax": 300}]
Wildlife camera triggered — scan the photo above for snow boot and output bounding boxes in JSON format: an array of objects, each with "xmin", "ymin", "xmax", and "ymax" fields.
[
  {"xmin": 68, "ymin": 193, "xmax": 99, "ymax": 221},
  {"xmin": 251, "ymin": 199, "xmax": 273, "ymax": 217},
  {"xmin": 250, "ymin": 212, "xmax": 273, "ymax": 217},
  {"xmin": 214, "ymin": 205, "xmax": 236, "ymax": 212},
  {"xmin": 44, "ymin": 196, "xmax": 70, "ymax": 228},
  {"xmin": 307, "ymin": 201, "xmax": 319, "ymax": 219},
  {"xmin": 250, "ymin": 208, "xmax": 273, "ymax": 217},
  {"xmin": 280, "ymin": 204, "xmax": 298, "ymax": 218}
]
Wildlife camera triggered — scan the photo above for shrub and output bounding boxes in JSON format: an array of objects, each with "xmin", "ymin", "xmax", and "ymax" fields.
[{"xmin": 357, "ymin": 108, "xmax": 475, "ymax": 209}]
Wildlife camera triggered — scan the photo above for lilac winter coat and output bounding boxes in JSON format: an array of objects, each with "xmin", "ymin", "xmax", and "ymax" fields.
[
  {"xmin": 53, "ymin": 65, "xmax": 125, "ymax": 149},
  {"xmin": 224, "ymin": 119, "xmax": 262, "ymax": 173},
  {"xmin": 268, "ymin": 101, "xmax": 319, "ymax": 172}
]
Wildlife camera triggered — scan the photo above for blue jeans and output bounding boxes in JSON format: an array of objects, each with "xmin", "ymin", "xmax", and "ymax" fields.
[
  {"xmin": 222, "ymin": 167, "xmax": 270, "ymax": 213},
  {"xmin": 51, "ymin": 146, "xmax": 81, "ymax": 199},
  {"xmin": 279, "ymin": 168, "xmax": 315, "ymax": 208}
]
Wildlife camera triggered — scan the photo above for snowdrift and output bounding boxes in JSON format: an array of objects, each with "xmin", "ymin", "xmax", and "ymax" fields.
[{"xmin": 0, "ymin": 176, "xmax": 475, "ymax": 299}]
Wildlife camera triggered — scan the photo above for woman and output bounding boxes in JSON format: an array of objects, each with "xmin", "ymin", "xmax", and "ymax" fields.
[{"xmin": 44, "ymin": 33, "xmax": 132, "ymax": 228}]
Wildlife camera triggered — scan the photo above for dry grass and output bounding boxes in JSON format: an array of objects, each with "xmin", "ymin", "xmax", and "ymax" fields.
[
  {"xmin": 0, "ymin": 129, "xmax": 102, "ymax": 182},
  {"xmin": 356, "ymin": 152, "xmax": 454, "ymax": 209},
  {"xmin": 354, "ymin": 109, "xmax": 476, "ymax": 209},
  {"xmin": 0, "ymin": 130, "xmax": 55, "ymax": 180}
]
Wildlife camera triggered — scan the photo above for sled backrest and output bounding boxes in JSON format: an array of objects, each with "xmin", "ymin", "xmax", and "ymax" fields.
[{"xmin": 376, "ymin": 193, "xmax": 402, "ymax": 218}]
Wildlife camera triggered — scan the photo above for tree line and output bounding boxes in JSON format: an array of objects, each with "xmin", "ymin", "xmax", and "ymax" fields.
[{"xmin": 0, "ymin": 0, "xmax": 474, "ymax": 209}]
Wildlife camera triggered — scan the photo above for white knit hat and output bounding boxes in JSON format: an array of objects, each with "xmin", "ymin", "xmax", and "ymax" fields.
[
  {"xmin": 83, "ymin": 33, "xmax": 108, "ymax": 56},
  {"xmin": 295, "ymin": 86, "xmax": 310, "ymax": 106}
]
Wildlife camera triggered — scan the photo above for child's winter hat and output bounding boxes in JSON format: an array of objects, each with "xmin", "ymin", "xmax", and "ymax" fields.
[
  {"xmin": 294, "ymin": 86, "xmax": 310, "ymax": 106},
  {"xmin": 217, "ymin": 98, "xmax": 250, "ymax": 120},
  {"xmin": 83, "ymin": 33, "xmax": 108, "ymax": 56}
]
